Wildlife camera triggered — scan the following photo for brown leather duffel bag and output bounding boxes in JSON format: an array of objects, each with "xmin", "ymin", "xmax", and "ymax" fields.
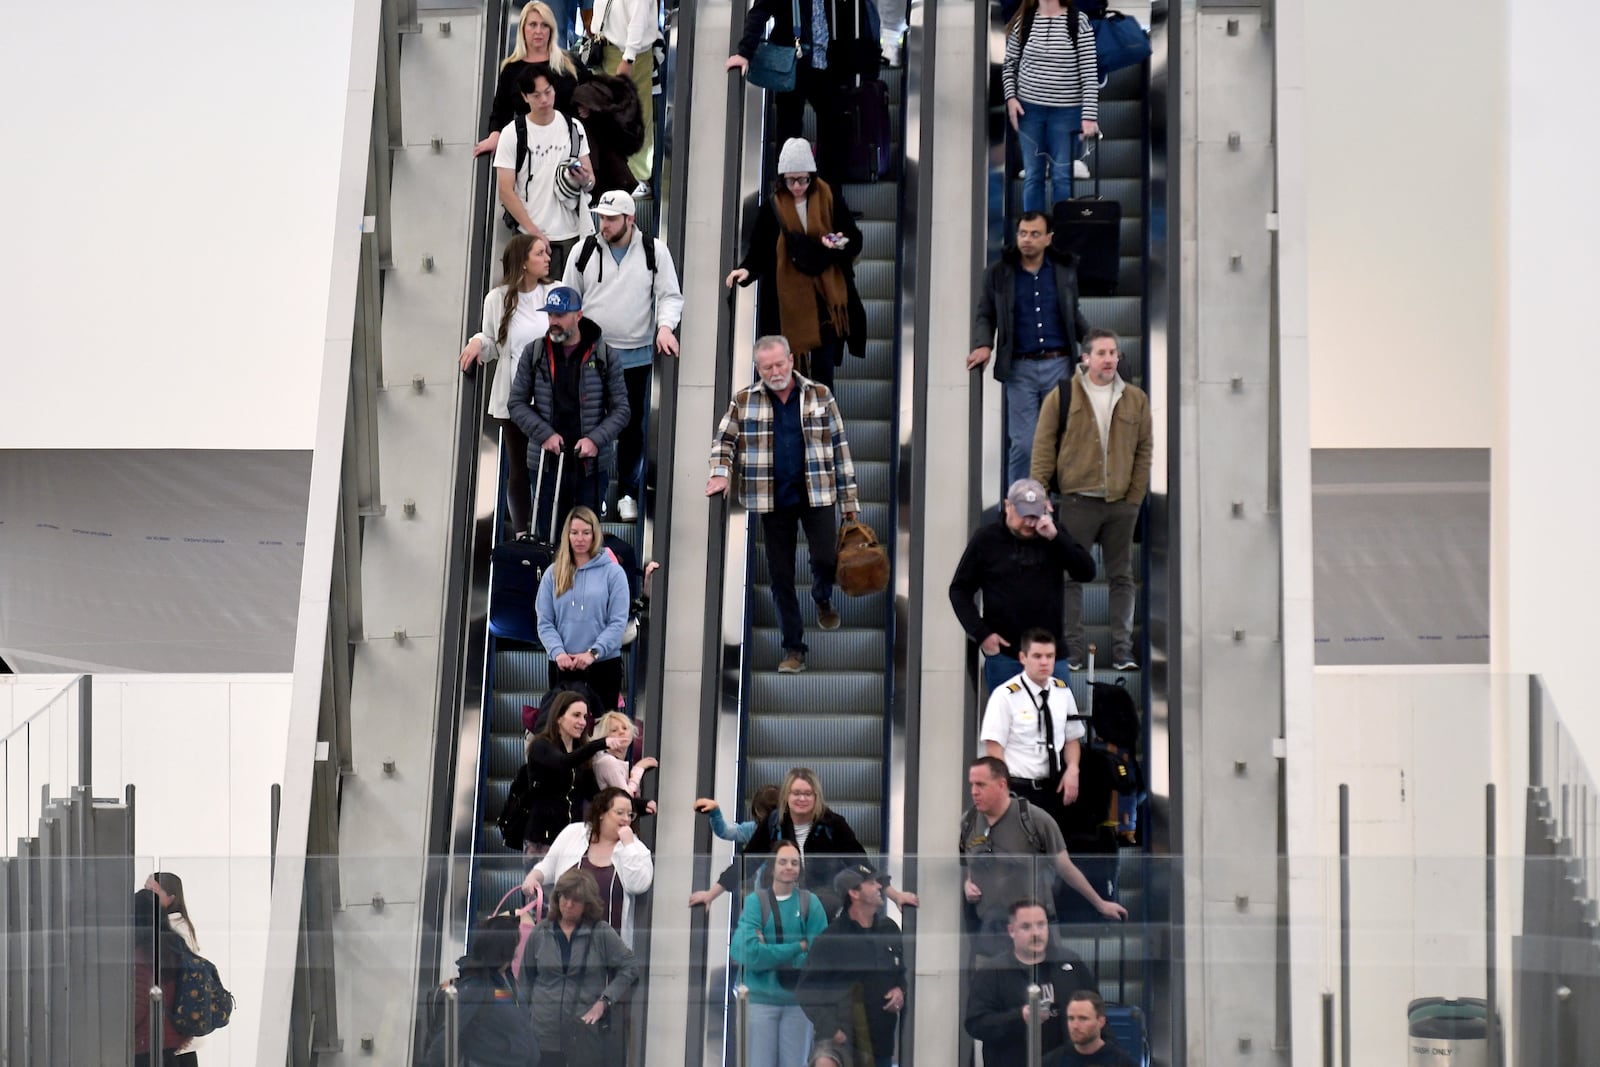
[{"xmin": 835, "ymin": 518, "xmax": 889, "ymax": 597}]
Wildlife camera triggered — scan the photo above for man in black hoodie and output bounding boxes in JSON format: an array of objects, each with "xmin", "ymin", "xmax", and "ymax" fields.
[
  {"xmin": 798, "ymin": 864, "xmax": 907, "ymax": 1067},
  {"xmin": 949, "ymin": 477, "xmax": 1096, "ymax": 694},
  {"xmin": 964, "ymin": 898, "xmax": 1098, "ymax": 1067}
]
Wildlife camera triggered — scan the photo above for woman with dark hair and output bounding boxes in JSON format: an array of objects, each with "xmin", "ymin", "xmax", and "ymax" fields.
[
  {"xmin": 145, "ymin": 874, "xmax": 203, "ymax": 1064},
  {"xmin": 133, "ymin": 888, "xmax": 187, "ymax": 1066},
  {"xmin": 536, "ymin": 505, "xmax": 630, "ymax": 711},
  {"xmin": 568, "ymin": 73, "xmax": 646, "ymax": 205},
  {"xmin": 724, "ymin": 138, "xmax": 865, "ymax": 396},
  {"xmin": 1003, "ymin": 0, "xmax": 1101, "ymax": 212},
  {"xmin": 459, "ymin": 233, "xmax": 553, "ymax": 535},
  {"xmin": 422, "ymin": 914, "xmax": 541, "ymax": 1067},
  {"xmin": 693, "ymin": 768, "xmax": 919, "ymax": 915},
  {"xmin": 523, "ymin": 868, "xmax": 640, "ymax": 1067},
  {"xmin": 524, "ymin": 785, "xmax": 654, "ymax": 946},
  {"xmin": 476, "ymin": 0, "xmax": 588, "ymax": 156},
  {"xmin": 521, "ymin": 690, "xmax": 629, "ymax": 857}
]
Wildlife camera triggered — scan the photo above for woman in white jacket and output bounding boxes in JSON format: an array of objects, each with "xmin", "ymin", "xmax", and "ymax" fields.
[
  {"xmin": 523, "ymin": 786, "xmax": 653, "ymax": 947},
  {"xmin": 458, "ymin": 233, "xmax": 552, "ymax": 535}
]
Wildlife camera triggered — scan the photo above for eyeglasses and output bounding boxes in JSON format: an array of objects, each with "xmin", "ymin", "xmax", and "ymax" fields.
[
  {"xmin": 788, "ymin": 789, "xmax": 816, "ymax": 798},
  {"xmin": 783, "ymin": 175, "xmax": 813, "ymax": 187}
]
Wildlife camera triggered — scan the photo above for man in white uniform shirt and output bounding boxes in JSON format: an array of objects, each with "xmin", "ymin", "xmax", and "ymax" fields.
[{"xmin": 979, "ymin": 628, "xmax": 1083, "ymax": 826}]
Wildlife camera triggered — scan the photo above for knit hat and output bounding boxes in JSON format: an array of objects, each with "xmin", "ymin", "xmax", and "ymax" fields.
[{"xmin": 776, "ymin": 137, "xmax": 818, "ymax": 176}]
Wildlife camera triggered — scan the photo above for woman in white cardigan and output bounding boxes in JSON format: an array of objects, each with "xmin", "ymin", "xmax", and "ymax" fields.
[
  {"xmin": 523, "ymin": 786, "xmax": 654, "ymax": 946},
  {"xmin": 458, "ymin": 233, "xmax": 552, "ymax": 535}
]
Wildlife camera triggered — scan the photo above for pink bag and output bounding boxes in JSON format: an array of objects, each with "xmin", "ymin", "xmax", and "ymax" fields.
[{"xmin": 492, "ymin": 883, "xmax": 544, "ymax": 977}]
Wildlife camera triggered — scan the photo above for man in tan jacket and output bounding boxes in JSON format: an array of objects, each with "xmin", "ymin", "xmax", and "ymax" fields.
[{"xmin": 1029, "ymin": 330, "xmax": 1152, "ymax": 671}]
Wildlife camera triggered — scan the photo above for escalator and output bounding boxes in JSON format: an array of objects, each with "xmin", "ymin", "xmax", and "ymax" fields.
[
  {"xmin": 736, "ymin": 76, "xmax": 907, "ymax": 855},
  {"xmin": 980, "ymin": 0, "xmax": 1162, "ymax": 1026}
]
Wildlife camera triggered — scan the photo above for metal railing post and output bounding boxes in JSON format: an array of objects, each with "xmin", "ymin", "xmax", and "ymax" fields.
[
  {"xmin": 1026, "ymin": 983, "xmax": 1044, "ymax": 1067},
  {"xmin": 76, "ymin": 675, "xmax": 92, "ymax": 790},
  {"xmin": 734, "ymin": 984, "xmax": 751, "ymax": 1067},
  {"xmin": 443, "ymin": 983, "xmax": 460, "ymax": 1067},
  {"xmin": 148, "ymin": 983, "xmax": 163, "ymax": 1059},
  {"xmin": 1339, "ymin": 784, "xmax": 1351, "ymax": 1067}
]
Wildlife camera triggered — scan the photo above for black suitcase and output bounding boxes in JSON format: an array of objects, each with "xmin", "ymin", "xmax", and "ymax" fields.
[
  {"xmin": 488, "ymin": 451, "xmax": 564, "ymax": 643},
  {"xmin": 1052, "ymin": 139, "xmax": 1121, "ymax": 297},
  {"xmin": 841, "ymin": 78, "xmax": 891, "ymax": 182}
]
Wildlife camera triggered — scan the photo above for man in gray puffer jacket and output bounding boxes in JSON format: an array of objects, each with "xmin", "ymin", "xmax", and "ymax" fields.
[{"xmin": 508, "ymin": 286, "xmax": 630, "ymax": 537}]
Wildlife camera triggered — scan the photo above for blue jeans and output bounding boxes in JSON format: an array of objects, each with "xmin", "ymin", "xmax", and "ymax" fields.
[
  {"xmin": 747, "ymin": 1001, "xmax": 813, "ymax": 1067},
  {"xmin": 1004, "ymin": 355, "xmax": 1073, "ymax": 486},
  {"xmin": 983, "ymin": 653, "xmax": 1074, "ymax": 698},
  {"xmin": 1017, "ymin": 103, "xmax": 1082, "ymax": 213}
]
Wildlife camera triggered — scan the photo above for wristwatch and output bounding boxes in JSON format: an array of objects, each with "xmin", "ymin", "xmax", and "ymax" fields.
[{"xmin": 588, "ymin": 647, "xmax": 601, "ymax": 659}]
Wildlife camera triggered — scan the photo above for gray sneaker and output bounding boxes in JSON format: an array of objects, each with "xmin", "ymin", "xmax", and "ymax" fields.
[
  {"xmin": 817, "ymin": 601, "xmax": 841, "ymax": 630},
  {"xmin": 778, "ymin": 650, "xmax": 807, "ymax": 674}
]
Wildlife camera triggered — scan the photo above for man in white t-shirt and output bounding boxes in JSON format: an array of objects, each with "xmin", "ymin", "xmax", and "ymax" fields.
[
  {"xmin": 979, "ymin": 627, "xmax": 1084, "ymax": 825},
  {"xmin": 494, "ymin": 64, "xmax": 595, "ymax": 277}
]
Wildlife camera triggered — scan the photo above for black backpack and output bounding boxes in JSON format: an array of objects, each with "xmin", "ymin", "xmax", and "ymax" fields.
[
  {"xmin": 573, "ymin": 230, "xmax": 657, "ymax": 282},
  {"xmin": 503, "ymin": 111, "xmax": 582, "ymax": 231},
  {"xmin": 497, "ymin": 764, "xmax": 535, "ymax": 851},
  {"xmin": 959, "ymin": 795, "xmax": 1050, "ymax": 857},
  {"xmin": 1089, "ymin": 678, "xmax": 1142, "ymax": 794},
  {"xmin": 756, "ymin": 888, "xmax": 813, "ymax": 990}
]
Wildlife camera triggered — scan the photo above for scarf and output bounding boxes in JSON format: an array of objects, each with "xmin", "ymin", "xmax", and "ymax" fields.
[{"xmin": 773, "ymin": 182, "xmax": 851, "ymax": 356}]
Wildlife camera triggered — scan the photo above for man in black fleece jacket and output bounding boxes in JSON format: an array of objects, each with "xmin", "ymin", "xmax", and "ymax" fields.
[
  {"xmin": 964, "ymin": 899, "xmax": 1098, "ymax": 1067},
  {"xmin": 949, "ymin": 478, "xmax": 1096, "ymax": 695},
  {"xmin": 798, "ymin": 865, "xmax": 907, "ymax": 1067}
]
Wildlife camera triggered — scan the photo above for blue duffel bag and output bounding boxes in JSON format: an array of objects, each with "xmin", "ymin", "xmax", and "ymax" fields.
[{"xmin": 1095, "ymin": 9, "xmax": 1151, "ymax": 74}]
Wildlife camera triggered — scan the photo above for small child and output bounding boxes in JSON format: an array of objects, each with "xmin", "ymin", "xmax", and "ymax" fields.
[
  {"xmin": 692, "ymin": 783, "xmax": 780, "ymax": 845},
  {"xmin": 590, "ymin": 712, "xmax": 658, "ymax": 812}
]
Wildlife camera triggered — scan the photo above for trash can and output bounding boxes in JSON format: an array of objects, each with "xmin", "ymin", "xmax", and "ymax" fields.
[{"xmin": 1408, "ymin": 997, "xmax": 1488, "ymax": 1066}]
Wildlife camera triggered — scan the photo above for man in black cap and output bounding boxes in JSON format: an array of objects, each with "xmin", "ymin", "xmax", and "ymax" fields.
[
  {"xmin": 964, "ymin": 898, "xmax": 1099, "ymax": 1067},
  {"xmin": 797, "ymin": 863, "xmax": 907, "ymax": 1067},
  {"xmin": 508, "ymin": 284, "xmax": 630, "ymax": 535},
  {"xmin": 949, "ymin": 477, "xmax": 1096, "ymax": 695}
]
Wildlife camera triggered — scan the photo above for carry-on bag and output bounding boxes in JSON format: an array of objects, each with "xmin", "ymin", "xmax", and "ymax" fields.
[
  {"xmin": 488, "ymin": 450, "xmax": 565, "ymax": 642},
  {"xmin": 835, "ymin": 517, "xmax": 890, "ymax": 596},
  {"xmin": 1052, "ymin": 138, "xmax": 1122, "ymax": 296},
  {"xmin": 840, "ymin": 0, "xmax": 891, "ymax": 182}
]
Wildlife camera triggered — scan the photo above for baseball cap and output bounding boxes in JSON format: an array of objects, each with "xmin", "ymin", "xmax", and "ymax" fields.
[
  {"xmin": 1006, "ymin": 478, "xmax": 1049, "ymax": 519},
  {"xmin": 542, "ymin": 286, "xmax": 583, "ymax": 314},
  {"xmin": 593, "ymin": 189, "xmax": 636, "ymax": 217},
  {"xmin": 833, "ymin": 862, "xmax": 882, "ymax": 898}
]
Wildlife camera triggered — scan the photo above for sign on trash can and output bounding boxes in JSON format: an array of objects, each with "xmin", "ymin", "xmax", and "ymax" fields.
[{"xmin": 1408, "ymin": 997, "xmax": 1488, "ymax": 1065}]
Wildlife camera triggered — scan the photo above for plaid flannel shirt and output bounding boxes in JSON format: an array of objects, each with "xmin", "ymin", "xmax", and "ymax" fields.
[{"xmin": 708, "ymin": 375, "xmax": 858, "ymax": 513}]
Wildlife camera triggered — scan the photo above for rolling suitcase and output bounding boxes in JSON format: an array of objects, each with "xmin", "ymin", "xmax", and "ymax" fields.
[
  {"xmin": 1052, "ymin": 139, "xmax": 1122, "ymax": 296},
  {"xmin": 839, "ymin": 0, "xmax": 891, "ymax": 182},
  {"xmin": 488, "ymin": 451, "xmax": 564, "ymax": 643}
]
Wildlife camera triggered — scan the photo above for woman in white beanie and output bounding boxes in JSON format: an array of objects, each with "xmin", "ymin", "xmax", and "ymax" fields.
[{"xmin": 724, "ymin": 138, "xmax": 865, "ymax": 396}]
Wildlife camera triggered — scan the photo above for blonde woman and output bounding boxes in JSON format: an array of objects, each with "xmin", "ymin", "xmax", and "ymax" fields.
[
  {"xmin": 458, "ymin": 233, "xmax": 551, "ymax": 535},
  {"xmin": 536, "ymin": 505, "xmax": 630, "ymax": 711},
  {"xmin": 589, "ymin": 711, "xmax": 658, "ymax": 808},
  {"xmin": 523, "ymin": 786, "xmax": 654, "ymax": 946},
  {"xmin": 693, "ymin": 768, "xmax": 920, "ymax": 915},
  {"xmin": 475, "ymin": 1, "xmax": 586, "ymax": 157}
]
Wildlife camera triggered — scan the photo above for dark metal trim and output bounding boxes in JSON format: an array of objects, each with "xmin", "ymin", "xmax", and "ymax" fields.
[
  {"xmin": 1338, "ymin": 783, "xmax": 1351, "ymax": 1067},
  {"xmin": 75, "ymin": 675, "xmax": 92, "ymax": 792},
  {"xmin": 1486, "ymin": 782, "xmax": 1501, "ymax": 1067}
]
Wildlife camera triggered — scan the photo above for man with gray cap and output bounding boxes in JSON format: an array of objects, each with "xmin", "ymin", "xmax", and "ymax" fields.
[
  {"xmin": 949, "ymin": 479, "xmax": 1096, "ymax": 695},
  {"xmin": 507, "ymin": 285, "xmax": 630, "ymax": 535},
  {"xmin": 561, "ymin": 189, "xmax": 684, "ymax": 521},
  {"xmin": 797, "ymin": 863, "xmax": 908, "ymax": 1067}
]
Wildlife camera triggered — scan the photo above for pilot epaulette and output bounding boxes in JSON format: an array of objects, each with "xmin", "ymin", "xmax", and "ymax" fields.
[{"xmin": 1005, "ymin": 682, "xmax": 1022, "ymax": 693}]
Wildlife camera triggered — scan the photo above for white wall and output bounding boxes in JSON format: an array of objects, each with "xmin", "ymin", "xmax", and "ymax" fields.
[
  {"xmin": 0, "ymin": 1, "xmax": 358, "ymax": 450},
  {"xmin": 1309, "ymin": 669, "xmax": 1524, "ymax": 1065},
  {"xmin": 89, "ymin": 675, "xmax": 293, "ymax": 1067},
  {"xmin": 1303, "ymin": 0, "xmax": 1501, "ymax": 449},
  {"xmin": 1505, "ymin": 0, "xmax": 1600, "ymax": 765}
]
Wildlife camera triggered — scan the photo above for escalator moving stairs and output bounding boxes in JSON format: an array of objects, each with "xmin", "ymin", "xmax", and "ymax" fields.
[
  {"xmin": 472, "ymin": 177, "xmax": 665, "ymax": 913},
  {"xmin": 737, "ymin": 72, "xmax": 906, "ymax": 856}
]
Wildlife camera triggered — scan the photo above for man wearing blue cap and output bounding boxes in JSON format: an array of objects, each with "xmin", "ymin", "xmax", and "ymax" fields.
[{"xmin": 508, "ymin": 286, "xmax": 630, "ymax": 535}]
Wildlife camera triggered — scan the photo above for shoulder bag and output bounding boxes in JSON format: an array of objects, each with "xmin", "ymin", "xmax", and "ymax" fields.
[{"xmin": 748, "ymin": 0, "xmax": 803, "ymax": 93}]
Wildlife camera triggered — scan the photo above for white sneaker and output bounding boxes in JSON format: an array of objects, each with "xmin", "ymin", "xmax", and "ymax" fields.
[
  {"xmin": 631, "ymin": 181, "xmax": 653, "ymax": 200},
  {"xmin": 617, "ymin": 495, "xmax": 639, "ymax": 521},
  {"xmin": 1073, "ymin": 159, "xmax": 1091, "ymax": 179}
]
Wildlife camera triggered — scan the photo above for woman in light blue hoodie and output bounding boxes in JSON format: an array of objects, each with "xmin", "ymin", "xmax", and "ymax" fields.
[{"xmin": 537, "ymin": 505, "xmax": 631, "ymax": 711}]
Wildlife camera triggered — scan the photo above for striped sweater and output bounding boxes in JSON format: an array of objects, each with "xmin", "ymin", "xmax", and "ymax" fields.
[{"xmin": 1002, "ymin": 10, "xmax": 1100, "ymax": 121}]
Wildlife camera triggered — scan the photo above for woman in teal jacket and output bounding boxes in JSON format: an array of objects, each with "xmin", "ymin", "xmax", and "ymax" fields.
[{"xmin": 732, "ymin": 841, "xmax": 829, "ymax": 1067}]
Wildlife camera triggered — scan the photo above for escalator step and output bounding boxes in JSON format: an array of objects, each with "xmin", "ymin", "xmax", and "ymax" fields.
[
  {"xmin": 839, "ymin": 182, "xmax": 899, "ymax": 218},
  {"xmin": 494, "ymin": 648, "xmax": 550, "ymax": 691},
  {"xmin": 829, "ymin": 801, "xmax": 884, "ymax": 851},
  {"xmin": 491, "ymin": 692, "xmax": 532, "ymax": 736},
  {"xmin": 750, "ymin": 590, "xmax": 889, "ymax": 630},
  {"xmin": 858, "ymin": 220, "xmax": 897, "ymax": 260},
  {"xmin": 829, "ymin": 375, "xmax": 894, "ymax": 417},
  {"xmin": 1078, "ymin": 295, "xmax": 1142, "ymax": 337},
  {"xmin": 749, "ymin": 670, "xmax": 887, "ymax": 715},
  {"xmin": 488, "ymin": 735, "xmax": 528, "ymax": 777},
  {"xmin": 853, "ymin": 260, "xmax": 896, "ymax": 301},
  {"xmin": 842, "ymin": 417, "xmax": 894, "ymax": 462},
  {"xmin": 751, "ymin": 626, "xmax": 888, "ymax": 671},
  {"xmin": 748, "ymin": 713, "xmax": 889, "ymax": 764},
  {"xmin": 1096, "ymin": 100, "xmax": 1143, "ymax": 132}
]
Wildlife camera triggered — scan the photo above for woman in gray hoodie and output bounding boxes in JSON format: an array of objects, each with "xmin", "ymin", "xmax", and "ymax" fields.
[{"xmin": 536, "ymin": 505, "xmax": 631, "ymax": 711}]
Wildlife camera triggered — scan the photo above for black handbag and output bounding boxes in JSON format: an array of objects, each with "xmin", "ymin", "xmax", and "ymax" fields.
[{"xmin": 748, "ymin": 0, "xmax": 803, "ymax": 92}]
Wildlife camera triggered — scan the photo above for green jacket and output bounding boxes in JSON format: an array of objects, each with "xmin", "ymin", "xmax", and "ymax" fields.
[{"xmin": 731, "ymin": 888, "xmax": 829, "ymax": 1005}]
